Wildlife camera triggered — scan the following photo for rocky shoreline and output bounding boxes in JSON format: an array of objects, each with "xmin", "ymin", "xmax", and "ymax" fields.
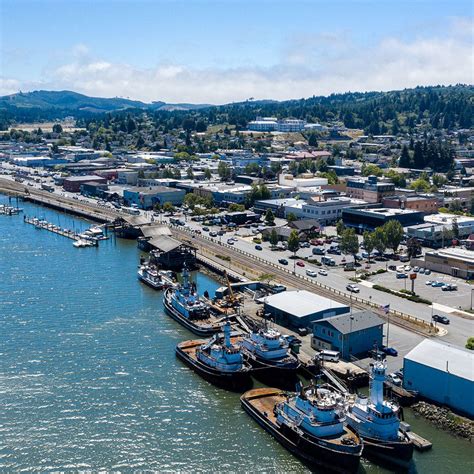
[{"xmin": 413, "ymin": 401, "xmax": 473, "ymax": 440}]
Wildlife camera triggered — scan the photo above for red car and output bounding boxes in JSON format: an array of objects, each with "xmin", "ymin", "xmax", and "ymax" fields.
[{"xmin": 296, "ymin": 261, "xmax": 305, "ymax": 267}]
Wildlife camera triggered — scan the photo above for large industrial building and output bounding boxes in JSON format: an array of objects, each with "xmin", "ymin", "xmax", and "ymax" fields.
[
  {"xmin": 263, "ymin": 290, "xmax": 349, "ymax": 329},
  {"xmin": 403, "ymin": 340, "xmax": 474, "ymax": 417},
  {"xmin": 123, "ymin": 186, "xmax": 185, "ymax": 209}
]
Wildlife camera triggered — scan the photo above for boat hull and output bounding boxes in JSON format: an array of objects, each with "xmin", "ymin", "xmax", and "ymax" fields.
[
  {"xmin": 241, "ymin": 389, "xmax": 361, "ymax": 474},
  {"xmin": 164, "ymin": 288, "xmax": 220, "ymax": 337},
  {"xmin": 138, "ymin": 273, "xmax": 164, "ymax": 290},
  {"xmin": 361, "ymin": 433, "xmax": 413, "ymax": 469},
  {"xmin": 176, "ymin": 345, "xmax": 252, "ymax": 391},
  {"xmin": 244, "ymin": 352, "xmax": 300, "ymax": 387}
]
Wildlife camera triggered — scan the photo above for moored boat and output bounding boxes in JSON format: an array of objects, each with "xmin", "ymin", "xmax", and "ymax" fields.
[
  {"xmin": 137, "ymin": 264, "xmax": 174, "ymax": 290},
  {"xmin": 176, "ymin": 321, "xmax": 252, "ymax": 390},
  {"xmin": 345, "ymin": 359, "xmax": 414, "ymax": 468},
  {"xmin": 239, "ymin": 325, "xmax": 300, "ymax": 379},
  {"xmin": 241, "ymin": 384, "xmax": 362, "ymax": 473},
  {"xmin": 163, "ymin": 265, "xmax": 224, "ymax": 336}
]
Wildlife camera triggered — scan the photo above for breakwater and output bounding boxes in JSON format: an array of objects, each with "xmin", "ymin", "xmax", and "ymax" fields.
[{"xmin": 413, "ymin": 402, "xmax": 474, "ymax": 440}]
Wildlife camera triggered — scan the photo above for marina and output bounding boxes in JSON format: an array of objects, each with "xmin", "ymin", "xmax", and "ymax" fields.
[{"xmin": 1, "ymin": 196, "xmax": 472, "ymax": 473}]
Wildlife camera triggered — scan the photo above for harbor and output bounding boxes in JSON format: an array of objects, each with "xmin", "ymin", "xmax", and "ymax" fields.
[{"xmin": 1, "ymin": 195, "xmax": 473, "ymax": 473}]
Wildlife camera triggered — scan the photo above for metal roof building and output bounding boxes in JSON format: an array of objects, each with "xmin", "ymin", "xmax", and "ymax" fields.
[
  {"xmin": 403, "ymin": 339, "xmax": 474, "ymax": 417},
  {"xmin": 263, "ymin": 290, "xmax": 349, "ymax": 329}
]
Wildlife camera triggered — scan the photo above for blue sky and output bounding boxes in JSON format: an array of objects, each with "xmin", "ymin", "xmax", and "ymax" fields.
[{"xmin": 1, "ymin": 0, "xmax": 473, "ymax": 102}]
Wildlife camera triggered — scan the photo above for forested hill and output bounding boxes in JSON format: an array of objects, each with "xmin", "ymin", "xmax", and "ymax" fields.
[
  {"xmin": 0, "ymin": 85, "xmax": 472, "ymax": 131},
  {"xmin": 216, "ymin": 85, "xmax": 473, "ymax": 132}
]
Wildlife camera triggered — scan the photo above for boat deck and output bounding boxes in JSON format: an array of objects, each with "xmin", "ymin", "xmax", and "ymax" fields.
[
  {"xmin": 242, "ymin": 388, "xmax": 360, "ymax": 445},
  {"xmin": 178, "ymin": 336, "xmax": 243, "ymax": 361}
]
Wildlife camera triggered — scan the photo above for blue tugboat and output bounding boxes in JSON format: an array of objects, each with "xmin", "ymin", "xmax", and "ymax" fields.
[
  {"xmin": 345, "ymin": 359, "xmax": 413, "ymax": 468},
  {"xmin": 163, "ymin": 265, "xmax": 223, "ymax": 336},
  {"xmin": 239, "ymin": 326, "xmax": 300, "ymax": 378},
  {"xmin": 241, "ymin": 383, "xmax": 363, "ymax": 473},
  {"xmin": 176, "ymin": 321, "xmax": 252, "ymax": 390}
]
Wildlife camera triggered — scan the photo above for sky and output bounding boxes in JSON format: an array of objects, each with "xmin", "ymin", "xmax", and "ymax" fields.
[{"xmin": 0, "ymin": 0, "xmax": 473, "ymax": 103}]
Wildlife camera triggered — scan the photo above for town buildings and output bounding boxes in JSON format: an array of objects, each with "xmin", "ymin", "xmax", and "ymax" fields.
[
  {"xmin": 123, "ymin": 186, "xmax": 185, "ymax": 209},
  {"xmin": 342, "ymin": 207, "xmax": 424, "ymax": 232},
  {"xmin": 346, "ymin": 176, "xmax": 395, "ymax": 203},
  {"xmin": 63, "ymin": 175, "xmax": 107, "ymax": 192}
]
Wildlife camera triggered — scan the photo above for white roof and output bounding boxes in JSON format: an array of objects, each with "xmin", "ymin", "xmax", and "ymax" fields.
[
  {"xmin": 265, "ymin": 290, "xmax": 349, "ymax": 318},
  {"xmin": 405, "ymin": 339, "xmax": 474, "ymax": 382}
]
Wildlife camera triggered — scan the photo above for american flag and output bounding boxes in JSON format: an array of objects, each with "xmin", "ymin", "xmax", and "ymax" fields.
[{"xmin": 381, "ymin": 304, "xmax": 390, "ymax": 314}]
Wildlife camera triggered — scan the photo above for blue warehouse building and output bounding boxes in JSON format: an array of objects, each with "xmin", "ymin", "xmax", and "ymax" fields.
[
  {"xmin": 311, "ymin": 310, "xmax": 384, "ymax": 359},
  {"xmin": 403, "ymin": 340, "xmax": 474, "ymax": 417},
  {"xmin": 123, "ymin": 186, "xmax": 185, "ymax": 210}
]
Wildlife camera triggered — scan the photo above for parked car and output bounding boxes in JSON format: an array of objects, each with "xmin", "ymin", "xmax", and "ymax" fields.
[
  {"xmin": 272, "ymin": 284, "xmax": 287, "ymax": 293},
  {"xmin": 431, "ymin": 281, "xmax": 444, "ymax": 287},
  {"xmin": 296, "ymin": 261, "xmax": 305, "ymax": 267},
  {"xmin": 227, "ymin": 238, "xmax": 234, "ymax": 245},
  {"xmin": 432, "ymin": 314, "xmax": 450, "ymax": 324},
  {"xmin": 312, "ymin": 248, "xmax": 325, "ymax": 255},
  {"xmin": 396, "ymin": 272, "xmax": 408, "ymax": 279},
  {"xmin": 419, "ymin": 268, "xmax": 425, "ymax": 274},
  {"xmin": 413, "ymin": 266, "xmax": 420, "ymax": 272},
  {"xmin": 404, "ymin": 265, "xmax": 411, "ymax": 271},
  {"xmin": 387, "ymin": 373, "xmax": 402, "ymax": 386},
  {"xmin": 424, "ymin": 269, "xmax": 431, "ymax": 275},
  {"xmin": 441, "ymin": 284, "xmax": 458, "ymax": 291},
  {"xmin": 209, "ymin": 231, "xmax": 217, "ymax": 237},
  {"xmin": 318, "ymin": 269, "xmax": 328, "ymax": 276},
  {"xmin": 346, "ymin": 284, "xmax": 360, "ymax": 293},
  {"xmin": 426, "ymin": 280, "xmax": 434, "ymax": 286},
  {"xmin": 381, "ymin": 346, "xmax": 398, "ymax": 357},
  {"xmin": 306, "ymin": 270, "xmax": 317, "ymax": 277},
  {"xmin": 255, "ymin": 244, "xmax": 263, "ymax": 250},
  {"xmin": 300, "ymin": 242, "xmax": 310, "ymax": 248},
  {"xmin": 388, "ymin": 265, "xmax": 396, "ymax": 271},
  {"xmin": 202, "ymin": 226, "xmax": 210, "ymax": 231},
  {"xmin": 278, "ymin": 258, "xmax": 288, "ymax": 265}
]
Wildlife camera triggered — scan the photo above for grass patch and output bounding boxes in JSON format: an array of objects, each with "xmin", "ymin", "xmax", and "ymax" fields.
[
  {"xmin": 215, "ymin": 254, "xmax": 231, "ymax": 262},
  {"xmin": 372, "ymin": 284, "xmax": 432, "ymax": 304}
]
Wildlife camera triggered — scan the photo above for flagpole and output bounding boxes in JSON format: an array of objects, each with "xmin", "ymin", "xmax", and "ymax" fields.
[{"xmin": 386, "ymin": 307, "xmax": 390, "ymax": 348}]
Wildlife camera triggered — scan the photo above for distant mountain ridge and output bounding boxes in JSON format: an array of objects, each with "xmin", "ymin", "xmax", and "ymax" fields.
[{"xmin": 0, "ymin": 90, "xmax": 211, "ymax": 113}]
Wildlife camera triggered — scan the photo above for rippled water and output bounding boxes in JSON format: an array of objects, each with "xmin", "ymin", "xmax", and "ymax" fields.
[{"xmin": 1, "ymin": 197, "xmax": 472, "ymax": 473}]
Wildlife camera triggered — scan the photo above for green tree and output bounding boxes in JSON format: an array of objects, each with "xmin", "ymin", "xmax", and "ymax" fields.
[
  {"xmin": 183, "ymin": 193, "xmax": 198, "ymax": 210},
  {"xmin": 466, "ymin": 337, "xmax": 474, "ymax": 351},
  {"xmin": 287, "ymin": 212, "xmax": 297, "ymax": 223},
  {"xmin": 186, "ymin": 166, "xmax": 194, "ymax": 179},
  {"xmin": 406, "ymin": 237, "xmax": 421, "ymax": 259},
  {"xmin": 162, "ymin": 201, "xmax": 175, "ymax": 213},
  {"xmin": 265, "ymin": 209, "xmax": 275, "ymax": 225},
  {"xmin": 384, "ymin": 169, "xmax": 406, "ymax": 188},
  {"xmin": 269, "ymin": 228, "xmax": 279, "ymax": 247},
  {"xmin": 336, "ymin": 219, "xmax": 345, "ymax": 236},
  {"xmin": 361, "ymin": 163, "xmax": 383, "ymax": 177},
  {"xmin": 383, "ymin": 220, "xmax": 404, "ymax": 253},
  {"xmin": 217, "ymin": 161, "xmax": 231, "ymax": 181},
  {"xmin": 372, "ymin": 227, "xmax": 387, "ymax": 255},
  {"xmin": 204, "ymin": 168, "xmax": 212, "ymax": 180},
  {"xmin": 52, "ymin": 123, "xmax": 63, "ymax": 134},
  {"xmin": 340, "ymin": 228, "xmax": 360, "ymax": 266},
  {"xmin": 409, "ymin": 178, "xmax": 430, "ymax": 192},
  {"xmin": 399, "ymin": 145, "xmax": 411, "ymax": 167},
  {"xmin": 287, "ymin": 229, "xmax": 300, "ymax": 256},
  {"xmin": 363, "ymin": 231, "xmax": 375, "ymax": 261},
  {"xmin": 452, "ymin": 217, "xmax": 460, "ymax": 239},
  {"xmin": 228, "ymin": 203, "xmax": 245, "ymax": 212}
]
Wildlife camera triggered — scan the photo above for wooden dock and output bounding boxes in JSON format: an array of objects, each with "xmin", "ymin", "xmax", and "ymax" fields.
[
  {"xmin": 406, "ymin": 431, "xmax": 433, "ymax": 451},
  {"xmin": 24, "ymin": 216, "xmax": 81, "ymax": 241}
]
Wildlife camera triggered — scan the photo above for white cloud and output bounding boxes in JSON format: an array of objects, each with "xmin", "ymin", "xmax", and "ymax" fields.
[{"xmin": 1, "ymin": 19, "xmax": 473, "ymax": 103}]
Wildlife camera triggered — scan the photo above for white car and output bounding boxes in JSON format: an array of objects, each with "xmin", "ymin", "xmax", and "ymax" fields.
[
  {"xmin": 318, "ymin": 269, "xmax": 328, "ymax": 276},
  {"xmin": 346, "ymin": 284, "xmax": 360, "ymax": 293},
  {"xmin": 387, "ymin": 373, "xmax": 402, "ymax": 386},
  {"xmin": 306, "ymin": 270, "xmax": 317, "ymax": 277},
  {"xmin": 404, "ymin": 265, "xmax": 411, "ymax": 271}
]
